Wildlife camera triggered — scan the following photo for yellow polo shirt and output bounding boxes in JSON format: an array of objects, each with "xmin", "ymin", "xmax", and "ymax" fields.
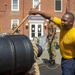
[{"xmin": 53, "ymin": 17, "xmax": 75, "ymax": 59}]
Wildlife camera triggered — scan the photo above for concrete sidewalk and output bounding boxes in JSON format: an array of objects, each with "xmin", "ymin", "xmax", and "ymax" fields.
[
  {"xmin": 33, "ymin": 49, "xmax": 62, "ymax": 75},
  {"xmin": 36, "ymin": 49, "xmax": 62, "ymax": 65}
]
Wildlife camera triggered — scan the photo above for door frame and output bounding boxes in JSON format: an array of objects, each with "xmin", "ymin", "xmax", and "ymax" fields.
[{"xmin": 29, "ymin": 21, "xmax": 44, "ymax": 40}]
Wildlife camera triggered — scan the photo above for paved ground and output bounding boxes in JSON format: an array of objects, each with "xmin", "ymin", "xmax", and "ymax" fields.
[
  {"xmin": 30, "ymin": 49, "xmax": 62, "ymax": 75},
  {"xmin": 36, "ymin": 49, "xmax": 62, "ymax": 65}
]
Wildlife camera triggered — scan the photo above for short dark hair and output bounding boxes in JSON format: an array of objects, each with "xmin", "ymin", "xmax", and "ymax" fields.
[{"xmin": 65, "ymin": 12, "xmax": 74, "ymax": 22}]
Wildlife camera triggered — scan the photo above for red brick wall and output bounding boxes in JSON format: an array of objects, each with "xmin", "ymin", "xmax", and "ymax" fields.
[{"xmin": 0, "ymin": 0, "xmax": 75, "ymax": 35}]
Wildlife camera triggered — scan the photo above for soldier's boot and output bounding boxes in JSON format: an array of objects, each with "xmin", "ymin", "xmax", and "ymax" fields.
[{"xmin": 49, "ymin": 60, "xmax": 55, "ymax": 66}]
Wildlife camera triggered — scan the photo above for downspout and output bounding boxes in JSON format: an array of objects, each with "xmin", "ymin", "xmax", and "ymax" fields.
[
  {"xmin": 67, "ymin": 0, "xmax": 70, "ymax": 12},
  {"xmin": 68, "ymin": 0, "xmax": 70, "ymax": 12}
]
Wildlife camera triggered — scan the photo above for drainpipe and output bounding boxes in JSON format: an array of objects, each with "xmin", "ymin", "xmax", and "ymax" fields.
[{"xmin": 66, "ymin": 0, "xmax": 70, "ymax": 12}]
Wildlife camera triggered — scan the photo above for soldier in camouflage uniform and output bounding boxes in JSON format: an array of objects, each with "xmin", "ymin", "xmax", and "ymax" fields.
[
  {"xmin": 12, "ymin": 23, "xmax": 20, "ymax": 34},
  {"xmin": 46, "ymin": 22, "xmax": 57, "ymax": 66},
  {"xmin": 7, "ymin": 23, "xmax": 20, "ymax": 35}
]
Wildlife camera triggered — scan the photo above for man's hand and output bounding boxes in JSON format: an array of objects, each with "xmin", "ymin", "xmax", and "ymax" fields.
[{"xmin": 29, "ymin": 8, "xmax": 38, "ymax": 15}]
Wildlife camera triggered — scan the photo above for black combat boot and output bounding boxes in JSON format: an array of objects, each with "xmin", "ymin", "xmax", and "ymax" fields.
[{"xmin": 49, "ymin": 60, "xmax": 55, "ymax": 66}]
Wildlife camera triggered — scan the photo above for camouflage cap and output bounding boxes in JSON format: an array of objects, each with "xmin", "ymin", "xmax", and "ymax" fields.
[{"xmin": 13, "ymin": 23, "xmax": 17, "ymax": 27}]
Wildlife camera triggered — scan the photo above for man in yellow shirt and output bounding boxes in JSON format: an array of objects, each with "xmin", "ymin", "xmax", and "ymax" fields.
[{"xmin": 29, "ymin": 9, "xmax": 75, "ymax": 75}]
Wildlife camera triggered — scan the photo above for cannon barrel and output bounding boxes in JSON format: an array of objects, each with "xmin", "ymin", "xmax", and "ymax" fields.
[
  {"xmin": 0, "ymin": 35, "xmax": 43, "ymax": 75},
  {"xmin": 36, "ymin": 44, "xmax": 43, "ymax": 57}
]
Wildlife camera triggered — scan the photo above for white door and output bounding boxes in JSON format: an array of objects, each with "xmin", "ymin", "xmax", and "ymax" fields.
[{"xmin": 29, "ymin": 23, "xmax": 43, "ymax": 40}]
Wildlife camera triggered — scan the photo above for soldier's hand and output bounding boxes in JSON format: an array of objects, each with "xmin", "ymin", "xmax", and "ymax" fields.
[{"xmin": 49, "ymin": 39, "xmax": 52, "ymax": 44}]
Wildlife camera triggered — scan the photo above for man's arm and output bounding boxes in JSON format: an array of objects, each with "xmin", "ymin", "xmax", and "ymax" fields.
[
  {"xmin": 29, "ymin": 8, "xmax": 54, "ymax": 21},
  {"xmin": 29, "ymin": 8, "xmax": 62, "ymax": 28},
  {"xmin": 49, "ymin": 28, "xmax": 56, "ymax": 44}
]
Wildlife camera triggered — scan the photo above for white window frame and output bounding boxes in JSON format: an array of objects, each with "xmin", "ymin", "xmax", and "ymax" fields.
[
  {"xmin": 11, "ymin": 0, "xmax": 19, "ymax": 11},
  {"xmin": 54, "ymin": 0, "xmax": 62, "ymax": 12},
  {"xmin": 33, "ymin": 0, "xmax": 41, "ymax": 11},
  {"xmin": 11, "ymin": 19, "xmax": 19, "ymax": 29}
]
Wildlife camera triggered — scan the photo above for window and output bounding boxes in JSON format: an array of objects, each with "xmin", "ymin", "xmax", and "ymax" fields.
[
  {"xmin": 31, "ymin": 25, "xmax": 35, "ymax": 37},
  {"xmin": 33, "ymin": 0, "xmax": 41, "ymax": 10},
  {"xmin": 54, "ymin": 0, "xmax": 62, "ymax": 12},
  {"xmin": 11, "ymin": 0, "xmax": 19, "ymax": 11},
  {"xmin": 11, "ymin": 19, "xmax": 19, "ymax": 28}
]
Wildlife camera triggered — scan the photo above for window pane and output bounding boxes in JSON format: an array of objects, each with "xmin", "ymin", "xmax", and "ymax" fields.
[
  {"xmin": 33, "ymin": 0, "xmax": 40, "ymax": 10},
  {"xmin": 32, "ymin": 25, "xmax": 35, "ymax": 32},
  {"xmin": 32, "ymin": 33, "xmax": 35, "ymax": 37},
  {"xmin": 13, "ymin": 5, "xmax": 18, "ymax": 9},
  {"xmin": 55, "ymin": 0, "xmax": 61, "ymax": 10},
  {"xmin": 38, "ymin": 25, "xmax": 41, "ymax": 32},
  {"xmin": 13, "ymin": 0, "xmax": 18, "ymax": 9},
  {"xmin": 38, "ymin": 25, "xmax": 41, "ymax": 36},
  {"xmin": 31, "ymin": 25, "xmax": 35, "ymax": 37},
  {"xmin": 13, "ymin": 19, "xmax": 18, "ymax": 23},
  {"xmin": 13, "ymin": 0, "xmax": 17, "ymax": 4},
  {"xmin": 38, "ymin": 33, "xmax": 41, "ymax": 36},
  {"xmin": 34, "ymin": 0, "xmax": 39, "ymax": 2}
]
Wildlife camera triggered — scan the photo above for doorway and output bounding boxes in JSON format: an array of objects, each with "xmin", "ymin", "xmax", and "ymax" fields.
[{"xmin": 29, "ymin": 23, "xmax": 43, "ymax": 40}]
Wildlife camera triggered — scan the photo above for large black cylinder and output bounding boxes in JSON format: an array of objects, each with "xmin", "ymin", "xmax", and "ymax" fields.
[
  {"xmin": 0, "ymin": 35, "xmax": 34, "ymax": 74},
  {"xmin": 36, "ymin": 44, "xmax": 43, "ymax": 57}
]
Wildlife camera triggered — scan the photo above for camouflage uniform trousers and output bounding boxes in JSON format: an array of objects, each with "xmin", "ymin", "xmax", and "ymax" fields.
[{"xmin": 47, "ymin": 35, "xmax": 57, "ymax": 61}]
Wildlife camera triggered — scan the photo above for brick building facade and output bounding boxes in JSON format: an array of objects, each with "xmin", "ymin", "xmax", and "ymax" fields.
[{"xmin": 0, "ymin": 0, "xmax": 75, "ymax": 40}]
